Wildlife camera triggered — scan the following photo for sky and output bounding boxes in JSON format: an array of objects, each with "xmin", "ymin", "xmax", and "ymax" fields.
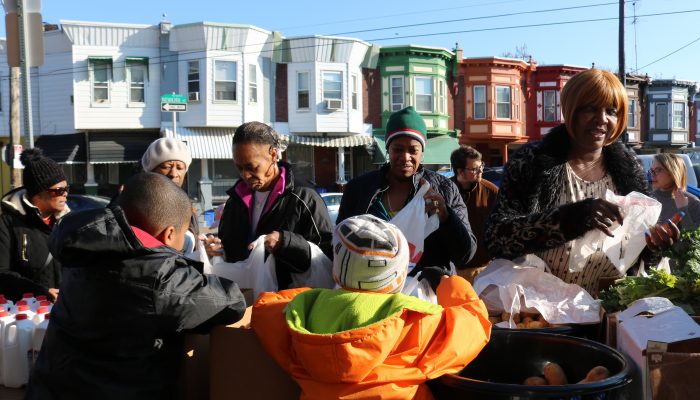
[{"xmin": 2, "ymin": 0, "xmax": 699, "ymax": 85}]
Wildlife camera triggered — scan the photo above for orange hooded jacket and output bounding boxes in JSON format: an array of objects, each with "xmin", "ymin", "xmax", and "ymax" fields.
[{"xmin": 252, "ymin": 275, "xmax": 491, "ymax": 399}]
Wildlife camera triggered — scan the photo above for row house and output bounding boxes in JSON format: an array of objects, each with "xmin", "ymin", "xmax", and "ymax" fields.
[
  {"xmin": 273, "ymin": 35, "xmax": 376, "ymax": 190},
  {"xmin": 644, "ymin": 79, "xmax": 696, "ymax": 149},
  {"xmin": 372, "ymin": 45, "xmax": 458, "ymax": 171},
  {"xmin": 457, "ymin": 54, "xmax": 533, "ymax": 165}
]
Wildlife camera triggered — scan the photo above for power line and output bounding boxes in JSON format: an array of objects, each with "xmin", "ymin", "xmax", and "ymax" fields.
[
  {"xmin": 2, "ymin": 7, "xmax": 699, "ymax": 82},
  {"xmin": 635, "ymin": 34, "xmax": 700, "ymax": 72}
]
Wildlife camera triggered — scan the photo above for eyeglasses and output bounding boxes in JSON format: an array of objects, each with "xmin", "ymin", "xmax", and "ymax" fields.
[
  {"xmin": 648, "ymin": 168, "xmax": 665, "ymax": 177},
  {"xmin": 46, "ymin": 186, "xmax": 70, "ymax": 197},
  {"xmin": 464, "ymin": 165, "xmax": 484, "ymax": 173}
]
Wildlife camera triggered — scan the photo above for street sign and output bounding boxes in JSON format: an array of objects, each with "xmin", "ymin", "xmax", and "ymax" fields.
[
  {"xmin": 161, "ymin": 93, "xmax": 188, "ymax": 112},
  {"xmin": 161, "ymin": 103, "xmax": 187, "ymax": 112}
]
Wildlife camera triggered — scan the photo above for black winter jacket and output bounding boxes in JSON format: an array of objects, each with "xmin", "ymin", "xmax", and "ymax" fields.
[
  {"xmin": 486, "ymin": 123, "xmax": 649, "ymax": 259},
  {"xmin": 218, "ymin": 161, "xmax": 333, "ymax": 290},
  {"xmin": 0, "ymin": 187, "xmax": 65, "ymax": 300},
  {"xmin": 336, "ymin": 163, "xmax": 477, "ymax": 278},
  {"xmin": 27, "ymin": 206, "xmax": 246, "ymax": 400}
]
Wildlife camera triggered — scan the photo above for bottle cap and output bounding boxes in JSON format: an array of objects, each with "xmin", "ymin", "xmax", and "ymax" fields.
[{"xmin": 15, "ymin": 313, "xmax": 27, "ymax": 320}]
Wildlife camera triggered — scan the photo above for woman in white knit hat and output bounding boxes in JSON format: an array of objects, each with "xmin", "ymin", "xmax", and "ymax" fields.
[{"xmin": 141, "ymin": 137, "xmax": 204, "ymax": 254}]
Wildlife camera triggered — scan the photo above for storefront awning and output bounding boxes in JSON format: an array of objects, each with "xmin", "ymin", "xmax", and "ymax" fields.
[
  {"xmin": 372, "ymin": 135, "xmax": 459, "ymax": 165},
  {"xmin": 163, "ymin": 126, "xmax": 235, "ymax": 159},
  {"xmin": 286, "ymin": 134, "xmax": 373, "ymax": 148},
  {"xmin": 88, "ymin": 131, "xmax": 160, "ymax": 164},
  {"xmin": 35, "ymin": 133, "xmax": 86, "ymax": 164}
]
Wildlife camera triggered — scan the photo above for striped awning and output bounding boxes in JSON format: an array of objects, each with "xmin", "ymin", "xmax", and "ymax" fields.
[
  {"xmin": 286, "ymin": 134, "xmax": 374, "ymax": 148},
  {"xmin": 162, "ymin": 126, "xmax": 235, "ymax": 159}
]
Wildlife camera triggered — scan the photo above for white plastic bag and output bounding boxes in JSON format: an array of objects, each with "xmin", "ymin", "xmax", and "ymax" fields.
[
  {"xmin": 401, "ymin": 271, "xmax": 438, "ymax": 304},
  {"xmin": 473, "ymin": 256, "xmax": 601, "ymax": 327},
  {"xmin": 568, "ymin": 190, "xmax": 661, "ymax": 274},
  {"xmin": 390, "ymin": 181, "xmax": 440, "ymax": 270},
  {"xmin": 207, "ymin": 236, "xmax": 334, "ymax": 300}
]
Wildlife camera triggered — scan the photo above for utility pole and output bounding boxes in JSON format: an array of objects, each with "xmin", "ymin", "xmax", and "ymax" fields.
[
  {"xmin": 10, "ymin": 67, "xmax": 22, "ymax": 188},
  {"xmin": 18, "ymin": 0, "xmax": 34, "ymax": 147},
  {"xmin": 619, "ymin": 0, "xmax": 628, "ymax": 143}
]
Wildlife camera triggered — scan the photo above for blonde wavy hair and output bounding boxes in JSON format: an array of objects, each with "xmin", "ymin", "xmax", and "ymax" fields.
[
  {"xmin": 561, "ymin": 69, "xmax": 628, "ymax": 145},
  {"xmin": 653, "ymin": 153, "xmax": 687, "ymax": 191}
]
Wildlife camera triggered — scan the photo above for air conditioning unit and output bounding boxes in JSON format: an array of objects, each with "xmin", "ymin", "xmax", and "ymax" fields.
[
  {"xmin": 188, "ymin": 92, "xmax": 200, "ymax": 101},
  {"xmin": 325, "ymin": 99, "xmax": 342, "ymax": 110}
]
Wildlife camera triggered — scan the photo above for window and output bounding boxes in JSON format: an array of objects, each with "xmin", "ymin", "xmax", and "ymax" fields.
[
  {"xmin": 248, "ymin": 64, "xmax": 258, "ymax": 103},
  {"xmin": 89, "ymin": 58, "xmax": 112, "ymax": 103},
  {"xmin": 351, "ymin": 75, "xmax": 358, "ymax": 110},
  {"xmin": 496, "ymin": 86, "xmax": 511, "ymax": 119},
  {"xmin": 415, "ymin": 76, "xmax": 433, "ymax": 112},
  {"xmin": 322, "ymin": 71, "xmax": 342, "ymax": 100},
  {"xmin": 214, "ymin": 61, "xmax": 237, "ymax": 101},
  {"xmin": 655, "ymin": 102, "xmax": 668, "ymax": 130},
  {"xmin": 543, "ymin": 90, "xmax": 556, "ymax": 121},
  {"xmin": 473, "ymin": 86, "xmax": 486, "ymax": 119},
  {"xmin": 127, "ymin": 62, "xmax": 146, "ymax": 103},
  {"xmin": 390, "ymin": 76, "xmax": 404, "ymax": 111},
  {"xmin": 187, "ymin": 61, "xmax": 199, "ymax": 101},
  {"xmin": 627, "ymin": 99, "xmax": 636, "ymax": 128},
  {"xmin": 438, "ymin": 80, "xmax": 446, "ymax": 114},
  {"xmin": 673, "ymin": 102, "xmax": 685, "ymax": 129},
  {"xmin": 297, "ymin": 72, "xmax": 309, "ymax": 109}
]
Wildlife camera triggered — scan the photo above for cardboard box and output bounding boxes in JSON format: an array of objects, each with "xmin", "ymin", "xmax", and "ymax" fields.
[
  {"xmin": 616, "ymin": 297, "xmax": 700, "ymax": 400},
  {"xmin": 209, "ymin": 321, "xmax": 300, "ymax": 400},
  {"xmin": 647, "ymin": 337, "xmax": 700, "ymax": 399}
]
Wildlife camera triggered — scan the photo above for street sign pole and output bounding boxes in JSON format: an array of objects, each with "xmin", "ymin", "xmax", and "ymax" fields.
[{"xmin": 172, "ymin": 110, "xmax": 176, "ymax": 138}]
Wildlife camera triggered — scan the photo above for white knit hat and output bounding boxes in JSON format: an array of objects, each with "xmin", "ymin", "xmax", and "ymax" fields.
[
  {"xmin": 141, "ymin": 138, "xmax": 192, "ymax": 173},
  {"xmin": 332, "ymin": 214, "xmax": 409, "ymax": 294}
]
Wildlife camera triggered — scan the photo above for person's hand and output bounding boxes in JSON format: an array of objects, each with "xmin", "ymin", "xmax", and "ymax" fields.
[
  {"xmin": 423, "ymin": 187, "xmax": 447, "ymax": 223},
  {"xmin": 48, "ymin": 288, "xmax": 59, "ymax": 301},
  {"xmin": 248, "ymin": 231, "xmax": 281, "ymax": 253},
  {"xmin": 673, "ymin": 188, "xmax": 689, "ymax": 209},
  {"xmin": 645, "ymin": 220, "xmax": 681, "ymax": 250},
  {"xmin": 202, "ymin": 234, "xmax": 223, "ymax": 258},
  {"xmin": 586, "ymin": 198, "xmax": 624, "ymax": 237}
]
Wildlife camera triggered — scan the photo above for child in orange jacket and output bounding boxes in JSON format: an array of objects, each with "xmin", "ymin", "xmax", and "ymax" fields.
[{"xmin": 252, "ymin": 214, "xmax": 491, "ymax": 399}]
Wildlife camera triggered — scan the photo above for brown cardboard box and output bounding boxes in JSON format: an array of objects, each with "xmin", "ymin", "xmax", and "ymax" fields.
[
  {"xmin": 178, "ymin": 288, "xmax": 255, "ymax": 400},
  {"xmin": 647, "ymin": 337, "xmax": 700, "ymax": 400},
  {"xmin": 209, "ymin": 321, "xmax": 300, "ymax": 400}
]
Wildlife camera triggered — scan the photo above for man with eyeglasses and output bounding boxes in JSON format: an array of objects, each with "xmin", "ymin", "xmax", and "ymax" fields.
[
  {"xmin": 450, "ymin": 146, "xmax": 499, "ymax": 276},
  {"xmin": 0, "ymin": 148, "xmax": 68, "ymax": 301}
]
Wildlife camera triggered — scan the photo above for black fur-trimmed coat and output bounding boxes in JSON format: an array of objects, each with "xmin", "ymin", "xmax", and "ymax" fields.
[{"xmin": 485, "ymin": 124, "xmax": 648, "ymax": 260}]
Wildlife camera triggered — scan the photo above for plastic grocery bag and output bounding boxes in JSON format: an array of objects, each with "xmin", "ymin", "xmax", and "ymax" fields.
[
  {"xmin": 390, "ymin": 181, "xmax": 440, "ymax": 270},
  {"xmin": 207, "ymin": 236, "xmax": 334, "ymax": 300},
  {"xmin": 473, "ymin": 255, "xmax": 601, "ymax": 328},
  {"xmin": 568, "ymin": 190, "xmax": 662, "ymax": 274},
  {"xmin": 401, "ymin": 271, "xmax": 438, "ymax": 304}
]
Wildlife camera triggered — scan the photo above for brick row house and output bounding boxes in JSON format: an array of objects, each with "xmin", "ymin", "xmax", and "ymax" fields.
[{"xmin": 0, "ymin": 18, "xmax": 697, "ymax": 199}]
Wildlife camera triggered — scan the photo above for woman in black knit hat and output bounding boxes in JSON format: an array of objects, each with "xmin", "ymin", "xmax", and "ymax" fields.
[{"xmin": 0, "ymin": 148, "xmax": 69, "ymax": 301}]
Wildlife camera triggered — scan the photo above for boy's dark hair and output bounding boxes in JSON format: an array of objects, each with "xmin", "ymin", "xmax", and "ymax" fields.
[
  {"xmin": 232, "ymin": 121, "xmax": 279, "ymax": 149},
  {"xmin": 450, "ymin": 145, "xmax": 482, "ymax": 172},
  {"xmin": 118, "ymin": 172, "xmax": 191, "ymax": 235}
]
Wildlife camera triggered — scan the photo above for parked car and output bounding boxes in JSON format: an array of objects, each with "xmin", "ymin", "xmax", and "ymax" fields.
[
  {"xmin": 637, "ymin": 154, "xmax": 698, "ymax": 187},
  {"xmin": 321, "ymin": 192, "xmax": 343, "ymax": 226},
  {"xmin": 66, "ymin": 194, "xmax": 111, "ymax": 212}
]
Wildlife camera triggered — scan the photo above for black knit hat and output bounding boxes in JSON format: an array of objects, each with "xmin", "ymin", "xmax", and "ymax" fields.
[{"xmin": 20, "ymin": 148, "xmax": 67, "ymax": 197}]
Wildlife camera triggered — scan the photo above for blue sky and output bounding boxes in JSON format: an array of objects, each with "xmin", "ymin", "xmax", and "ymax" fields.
[{"xmin": 4, "ymin": 0, "xmax": 700, "ymax": 85}]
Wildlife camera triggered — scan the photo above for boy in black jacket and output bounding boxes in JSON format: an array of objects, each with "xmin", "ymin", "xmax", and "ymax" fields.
[{"xmin": 27, "ymin": 172, "xmax": 246, "ymax": 400}]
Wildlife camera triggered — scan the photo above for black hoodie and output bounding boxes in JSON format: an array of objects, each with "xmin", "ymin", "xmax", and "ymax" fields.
[{"xmin": 27, "ymin": 206, "xmax": 246, "ymax": 400}]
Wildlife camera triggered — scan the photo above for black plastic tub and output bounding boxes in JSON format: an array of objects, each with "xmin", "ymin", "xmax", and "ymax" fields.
[
  {"xmin": 428, "ymin": 330, "xmax": 633, "ymax": 400},
  {"xmin": 492, "ymin": 321, "xmax": 601, "ymax": 341}
]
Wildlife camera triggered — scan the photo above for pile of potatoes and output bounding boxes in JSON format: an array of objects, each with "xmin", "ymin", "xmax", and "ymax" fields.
[
  {"xmin": 488, "ymin": 311, "xmax": 561, "ymax": 329},
  {"xmin": 522, "ymin": 362, "xmax": 610, "ymax": 386}
]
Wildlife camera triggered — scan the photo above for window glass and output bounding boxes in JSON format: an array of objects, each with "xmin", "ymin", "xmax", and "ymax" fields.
[
  {"xmin": 496, "ymin": 86, "xmax": 511, "ymax": 119},
  {"xmin": 415, "ymin": 76, "xmax": 433, "ymax": 112},
  {"xmin": 473, "ymin": 86, "xmax": 485, "ymax": 119},
  {"xmin": 214, "ymin": 61, "xmax": 237, "ymax": 101}
]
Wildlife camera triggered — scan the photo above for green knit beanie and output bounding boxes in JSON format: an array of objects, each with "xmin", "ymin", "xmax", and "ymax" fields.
[{"xmin": 385, "ymin": 106, "xmax": 427, "ymax": 150}]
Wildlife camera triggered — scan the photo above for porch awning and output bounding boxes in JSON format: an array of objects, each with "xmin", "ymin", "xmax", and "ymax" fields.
[
  {"xmin": 286, "ymin": 134, "xmax": 373, "ymax": 148},
  {"xmin": 163, "ymin": 126, "xmax": 235, "ymax": 159},
  {"xmin": 35, "ymin": 133, "xmax": 86, "ymax": 164},
  {"xmin": 87, "ymin": 131, "xmax": 160, "ymax": 164}
]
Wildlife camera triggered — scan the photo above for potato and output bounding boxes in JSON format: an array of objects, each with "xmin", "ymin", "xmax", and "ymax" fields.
[
  {"xmin": 522, "ymin": 376, "xmax": 548, "ymax": 386},
  {"xmin": 543, "ymin": 362, "xmax": 568, "ymax": 385},
  {"xmin": 578, "ymin": 366, "xmax": 610, "ymax": 384},
  {"xmin": 537, "ymin": 314, "xmax": 547, "ymax": 323},
  {"xmin": 501, "ymin": 312, "xmax": 510, "ymax": 322},
  {"xmin": 521, "ymin": 316, "xmax": 534, "ymax": 325},
  {"xmin": 516, "ymin": 322, "xmax": 525, "ymax": 329},
  {"xmin": 521, "ymin": 311, "xmax": 539, "ymax": 320},
  {"xmin": 512, "ymin": 313, "xmax": 521, "ymax": 323},
  {"xmin": 526, "ymin": 320, "xmax": 545, "ymax": 329}
]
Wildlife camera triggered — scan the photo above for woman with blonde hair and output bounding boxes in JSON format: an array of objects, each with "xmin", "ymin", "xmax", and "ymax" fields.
[
  {"xmin": 486, "ymin": 69, "xmax": 679, "ymax": 295},
  {"xmin": 650, "ymin": 153, "xmax": 700, "ymax": 230}
]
